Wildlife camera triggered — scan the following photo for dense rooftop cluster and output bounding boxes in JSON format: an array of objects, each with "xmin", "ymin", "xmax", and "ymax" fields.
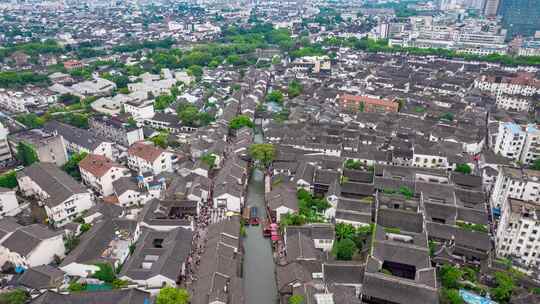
[{"xmin": 0, "ymin": 1, "xmax": 540, "ymax": 304}]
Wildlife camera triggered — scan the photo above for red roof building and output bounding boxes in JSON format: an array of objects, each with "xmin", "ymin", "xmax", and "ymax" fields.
[
  {"xmin": 339, "ymin": 94, "xmax": 399, "ymax": 113},
  {"xmin": 63, "ymin": 59, "xmax": 84, "ymax": 71}
]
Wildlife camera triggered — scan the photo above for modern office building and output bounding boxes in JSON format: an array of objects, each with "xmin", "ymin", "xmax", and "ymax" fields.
[
  {"xmin": 483, "ymin": 0, "xmax": 500, "ymax": 17},
  {"xmin": 499, "ymin": 0, "xmax": 540, "ymax": 38}
]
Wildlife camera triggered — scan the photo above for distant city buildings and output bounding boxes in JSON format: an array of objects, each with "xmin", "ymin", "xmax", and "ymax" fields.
[
  {"xmin": 483, "ymin": 0, "xmax": 500, "ymax": 17},
  {"xmin": 499, "ymin": 0, "xmax": 540, "ymax": 38}
]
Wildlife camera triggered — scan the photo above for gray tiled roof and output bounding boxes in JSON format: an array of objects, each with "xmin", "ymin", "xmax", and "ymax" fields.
[
  {"xmin": 60, "ymin": 218, "xmax": 137, "ymax": 267},
  {"xmin": 120, "ymin": 227, "xmax": 193, "ymax": 281},
  {"xmin": 30, "ymin": 289, "xmax": 151, "ymax": 304},
  {"xmin": 1, "ymin": 224, "xmax": 62, "ymax": 256},
  {"xmin": 324, "ymin": 263, "xmax": 364, "ymax": 285},
  {"xmin": 112, "ymin": 177, "xmax": 140, "ymax": 196},
  {"xmin": 18, "ymin": 265, "xmax": 65, "ymax": 290},
  {"xmin": 18, "ymin": 162, "xmax": 88, "ymax": 208},
  {"xmin": 0, "ymin": 217, "xmax": 22, "ymax": 240},
  {"xmin": 43, "ymin": 120, "xmax": 109, "ymax": 151}
]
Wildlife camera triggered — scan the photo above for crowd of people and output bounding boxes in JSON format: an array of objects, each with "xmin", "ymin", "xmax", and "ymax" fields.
[{"xmin": 181, "ymin": 202, "xmax": 229, "ymax": 287}]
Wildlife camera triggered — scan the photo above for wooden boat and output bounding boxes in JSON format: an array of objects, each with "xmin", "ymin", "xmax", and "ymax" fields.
[{"xmin": 249, "ymin": 206, "xmax": 260, "ymax": 226}]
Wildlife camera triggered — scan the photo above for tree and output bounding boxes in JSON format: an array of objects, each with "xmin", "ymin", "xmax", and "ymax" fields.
[
  {"xmin": 335, "ymin": 238, "xmax": 356, "ymax": 260},
  {"xmin": 154, "ymin": 93, "xmax": 175, "ymax": 110},
  {"xmin": 0, "ymin": 71, "xmax": 49, "ymax": 88},
  {"xmin": 532, "ymin": 159, "xmax": 540, "ymax": 170},
  {"xmin": 280, "ymin": 213, "xmax": 307, "ymax": 227},
  {"xmin": 439, "ymin": 264, "xmax": 464, "ymax": 289},
  {"xmin": 335, "ymin": 223, "xmax": 356, "ymax": 241},
  {"xmin": 61, "ymin": 113, "xmax": 89, "ymax": 129},
  {"xmin": 289, "ymin": 295, "xmax": 305, "ymax": 304},
  {"xmin": 440, "ymin": 112, "xmax": 454, "ymax": 122},
  {"xmin": 68, "ymin": 282, "xmax": 85, "ymax": 292},
  {"xmin": 0, "ymin": 289, "xmax": 29, "ymax": 304},
  {"xmin": 249, "ymin": 144, "xmax": 275, "ymax": 169},
  {"xmin": 16, "ymin": 142, "xmax": 38, "ymax": 166},
  {"xmin": 287, "ymin": 80, "xmax": 303, "ymax": 98},
  {"xmin": 58, "ymin": 93, "xmax": 81, "ymax": 105},
  {"xmin": 156, "ymin": 286, "xmax": 190, "ymax": 304},
  {"xmin": 229, "ymin": 115, "xmax": 254, "ymax": 130},
  {"xmin": 80, "ymin": 223, "xmax": 92, "ymax": 233},
  {"xmin": 187, "ymin": 65, "xmax": 203, "ymax": 79},
  {"xmin": 15, "ymin": 113, "xmax": 45, "ymax": 129},
  {"xmin": 62, "ymin": 152, "xmax": 88, "ymax": 180},
  {"xmin": 112, "ymin": 279, "xmax": 129, "ymax": 289},
  {"xmin": 178, "ymin": 105, "xmax": 199, "ymax": 126},
  {"xmin": 150, "ymin": 132, "xmax": 169, "ymax": 149},
  {"xmin": 454, "ymin": 164, "xmax": 472, "ymax": 174},
  {"xmin": 266, "ymin": 90, "xmax": 284, "ymax": 104},
  {"xmin": 64, "ymin": 234, "xmax": 80, "ymax": 253},
  {"xmin": 344, "ymin": 159, "xmax": 362, "ymax": 169},
  {"xmin": 441, "ymin": 288, "xmax": 464, "ymax": 304},
  {"xmin": 127, "ymin": 117, "xmax": 137, "ymax": 128},
  {"xmin": 399, "ymin": 186, "xmax": 414, "ymax": 199},
  {"xmin": 201, "ymin": 153, "xmax": 217, "ymax": 169},
  {"xmin": 93, "ymin": 263, "xmax": 115, "ymax": 283},
  {"xmin": 491, "ymin": 271, "xmax": 515, "ymax": 303},
  {"xmin": 0, "ymin": 171, "xmax": 18, "ymax": 188}
]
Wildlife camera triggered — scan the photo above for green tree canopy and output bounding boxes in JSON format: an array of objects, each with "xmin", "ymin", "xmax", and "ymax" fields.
[
  {"xmin": 441, "ymin": 288, "xmax": 464, "ymax": 304},
  {"xmin": 491, "ymin": 271, "xmax": 515, "ymax": 303},
  {"xmin": 178, "ymin": 104, "xmax": 199, "ymax": 126},
  {"xmin": 0, "ymin": 171, "xmax": 17, "ymax": 188},
  {"xmin": 266, "ymin": 90, "xmax": 284, "ymax": 104},
  {"xmin": 344, "ymin": 159, "xmax": 362, "ymax": 170},
  {"xmin": 156, "ymin": 286, "xmax": 190, "ymax": 304},
  {"xmin": 335, "ymin": 238, "xmax": 356, "ymax": 260},
  {"xmin": 15, "ymin": 113, "xmax": 45, "ymax": 129},
  {"xmin": 532, "ymin": 159, "xmax": 540, "ymax": 170},
  {"xmin": 60, "ymin": 113, "xmax": 89, "ymax": 129},
  {"xmin": 201, "ymin": 153, "xmax": 217, "ymax": 169},
  {"xmin": 249, "ymin": 144, "xmax": 275, "ymax": 169},
  {"xmin": 16, "ymin": 142, "xmax": 38, "ymax": 166},
  {"xmin": 58, "ymin": 93, "xmax": 81, "ymax": 105},
  {"xmin": 440, "ymin": 112, "xmax": 454, "ymax": 122},
  {"xmin": 288, "ymin": 295, "xmax": 305, "ymax": 304},
  {"xmin": 187, "ymin": 65, "xmax": 203, "ymax": 79},
  {"xmin": 68, "ymin": 282, "xmax": 85, "ymax": 293},
  {"xmin": 335, "ymin": 223, "xmax": 356, "ymax": 241},
  {"xmin": 177, "ymin": 103, "xmax": 214, "ymax": 127},
  {"xmin": 399, "ymin": 186, "xmax": 414, "ymax": 199},
  {"xmin": 454, "ymin": 164, "xmax": 472, "ymax": 174},
  {"xmin": 229, "ymin": 115, "xmax": 254, "ymax": 130},
  {"xmin": 150, "ymin": 132, "xmax": 169, "ymax": 149},
  {"xmin": 93, "ymin": 262, "xmax": 115, "ymax": 283},
  {"xmin": 0, "ymin": 289, "xmax": 29, "ymax": 304},
  {"xmin": 62, "ymin": 152, "xmax": 88, "ymax": 181},
  {"xmin": 439, "ymin": 264, "xmax": 464, "ymax": 289},
  {"xmin": 287, "ymin": 80, "xmax": 303, "ymax": 98},
  {"xmin": 154, "ymin": 93, "xmax": 175, "ymax": 110},
  {"xmin": 0, "ymin": 71, "xmax": 50, "ymax": 88}
]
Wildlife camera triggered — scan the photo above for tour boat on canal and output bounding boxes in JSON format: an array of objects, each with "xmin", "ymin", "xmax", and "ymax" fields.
[
  {"xmin": 249, "ymin": 206, "xmax": 260, "ymax": 225},
  {"xmin": 263, "ymin": 220, "xmax": 272, "ymax": 237},
  {"xmin": 242, "ymin": 206, "xmax": 250, "ymax": 223}
]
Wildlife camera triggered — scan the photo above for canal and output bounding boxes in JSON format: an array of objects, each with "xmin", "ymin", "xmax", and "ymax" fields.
[{"xmin": 243, "ymin": 129, "xmax": 278, "ymax": 304}]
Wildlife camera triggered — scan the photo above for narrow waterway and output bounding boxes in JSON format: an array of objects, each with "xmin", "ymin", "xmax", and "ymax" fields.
[{"xmin": 243, "ymin": 129, "xmax": 278, "ymax": 304}]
